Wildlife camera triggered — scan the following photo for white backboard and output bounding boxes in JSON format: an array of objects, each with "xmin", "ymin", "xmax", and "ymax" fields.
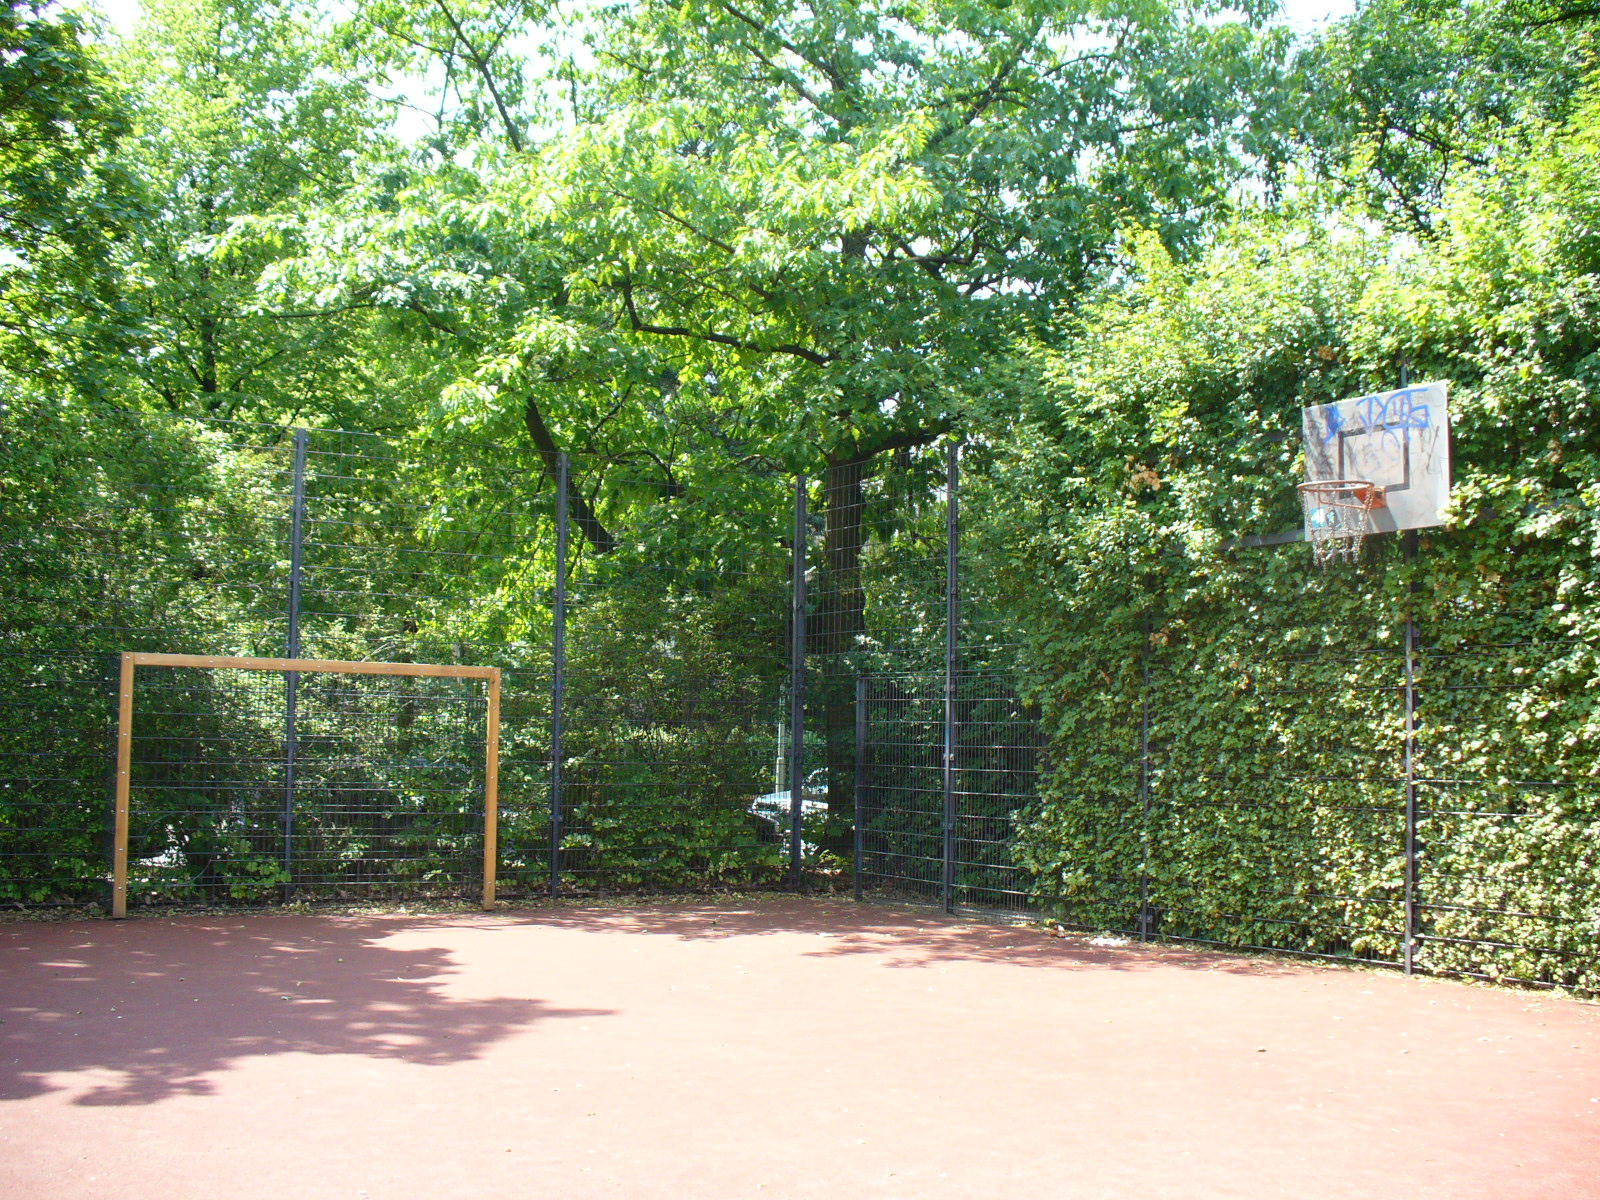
[{"xmin": 1302, "ymin": 381, "xmax": 1451, "ymax": 533}]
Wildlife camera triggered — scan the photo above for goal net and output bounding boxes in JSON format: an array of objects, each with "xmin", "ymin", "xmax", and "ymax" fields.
[{"xmin": 112, "ymin": 653, "xmax": 500, "ymax": 916}]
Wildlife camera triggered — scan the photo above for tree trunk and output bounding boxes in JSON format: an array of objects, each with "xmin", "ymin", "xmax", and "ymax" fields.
[
  {"xmin": 522, "ymin": 395, "xmax": 615, "ymax": 554},
  {"xmin": 812, "ymin": 431, "xmax": 947, "ymax": 853}
]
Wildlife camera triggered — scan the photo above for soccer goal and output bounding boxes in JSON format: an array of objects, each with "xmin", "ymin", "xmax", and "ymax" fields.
[{"xmin": 112, "ymin": 653, "xmax": 501, "ymax": 917}]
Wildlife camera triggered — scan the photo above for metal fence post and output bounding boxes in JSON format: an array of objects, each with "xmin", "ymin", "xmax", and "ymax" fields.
[
  {"xmin": 1138, "ymin": 623, "xmax": 1152, "ymax": 941},
  {"xmin": 942, "ymin": 441, "xmax": 959, "ymax": 915},
  {"xmin": 789, "ymin": 475, "xmax": 807, "ymax": 889},
  {"xmin": 854, "ymin": 673, "xmax": 866, "ymax": 903},
  {"xmin": 1403, "ymin": 528, "xmax": 1420, "ymax": 973},
  {"xmin": 283, "ymin": 427, "xmax": 307, "ymax": 898},
  {"xmin": 549, "ymin": 452, "xmax": 569, "ymax": 898}
]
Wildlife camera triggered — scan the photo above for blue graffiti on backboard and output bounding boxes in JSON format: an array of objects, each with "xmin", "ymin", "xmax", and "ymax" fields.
[{"xmin": 1322, "ymin": 386, "xmax": 1433, "ymax": 445}]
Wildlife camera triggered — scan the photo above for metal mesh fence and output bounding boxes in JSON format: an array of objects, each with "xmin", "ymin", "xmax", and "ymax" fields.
[
  {"xmin": 553, "ymin": 451, "xmax": 791, "ymax": 894},
  {"xmin": 0, "ymin": 407, "xmax": 797, "ymax": 906},
  {"xmin": 950, "ymin": 674, "xmax": 1043, "ymax": 913},
  {"xmin": 809, "ymin": 443, "xmax": 1042, "ymax": 912},
  {"xmin": 4, "ymin": 403, "xmax": 1589, "ymax": 992},
  {"xmin": 857, "ymin": 673, "xmax": 942, "ymax": 905},
  {"xmin": 285, "ymin": 426, "xmax": 556, "ymax": 900},
  {"xmin": 857, "ymin": 671, "xmax": 1041, "ymax": 914},
  {"xmin": 2, "ymin": 409, "xmax": 296, "ymax": 905}
]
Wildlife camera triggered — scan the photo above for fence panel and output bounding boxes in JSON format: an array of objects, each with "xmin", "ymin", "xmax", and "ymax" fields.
[{"xmin": 0, "ymin": 408, "xmax": 296, "ymax": 904}]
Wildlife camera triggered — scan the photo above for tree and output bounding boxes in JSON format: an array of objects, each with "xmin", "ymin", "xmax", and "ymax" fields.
[
  {"xmin": 316, "ymin": 0, "xmax": 1295, "ymax": 546},
  {"xmin": 104, "ymin": 0, "xmax": 393, "ymax": 423},
  {"xmin": 286, "ymin": 0, "xmax": 1297, "ymax": 831},
  {"xmin": 0, "ymin": 0, "xmax": 135, "ymax": 385},
  {"xmin": 1296, "ymin": 0, "xmax": 1600, "ymax": 230}
]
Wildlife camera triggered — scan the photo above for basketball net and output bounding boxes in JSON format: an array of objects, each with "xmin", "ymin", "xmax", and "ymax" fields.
[{"xmin": 1298, "ymin": 480, "xmax": 1385, "ymax": 567}]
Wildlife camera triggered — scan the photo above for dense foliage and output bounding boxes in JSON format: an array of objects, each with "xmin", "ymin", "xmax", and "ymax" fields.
[
  {"xmin": 985, "ymin": 96, "xmax": 1600, "ymax": 987},
  {"xmin": 0, "ymin": 1, "xmax": 134, "ymax": 382}
]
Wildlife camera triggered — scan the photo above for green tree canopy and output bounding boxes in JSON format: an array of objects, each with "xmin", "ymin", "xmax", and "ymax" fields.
[
  {"xmin": 0, "ymin": 0, "xmax": 135, "ymax": 383},
  {"xmin": 104, "ymin": 0, "xmax": 395, "ymax": 423},
  {"xmin": 1297, "ymin": 0, "xmax": 1600, "ymax": 230},
  {"xmin": 281, "ymin": 0, "xmax": 1299, "ymax": 578}
]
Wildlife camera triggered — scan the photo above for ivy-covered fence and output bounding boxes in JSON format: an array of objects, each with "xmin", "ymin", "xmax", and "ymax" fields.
[
  {"xmin": 982, "ymin": 113, "xmax": 1600, "ymax": 991},
  {"xmin": 1014, "ymin": 532, "xmax": 1598, "ymax": 991}
]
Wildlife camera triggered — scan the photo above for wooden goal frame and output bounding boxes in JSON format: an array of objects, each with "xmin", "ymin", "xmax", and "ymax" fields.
[{"xmin": 113, "ymin": 652, "xmax": 501, "ymax": 918}]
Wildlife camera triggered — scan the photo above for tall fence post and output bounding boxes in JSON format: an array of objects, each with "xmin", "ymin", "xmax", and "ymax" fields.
[
  {"xmin": 282, "ymin": 427, "xmax": 307, "ymax": 898},
  {"xmin": 853, "ymin": 674, "xmax": 866, "ymax": 903},
  {"xmin": 942, "ymin": 442, "xmax": 959, "ymax": 915},
  {"xmin": 549, "ymin": 452, "xmax": 569, "ymax": 898},
  {"xmin": 1138, "ymin": 622, "xmax": 1152, "ymax": 941},
  {"xmin": 1403, "ymin": 528, "xmax": 1420, "ymax": 974},
  {"xmin": 789, "ymin": 475, "xmax": 807, "ymax": 889}
]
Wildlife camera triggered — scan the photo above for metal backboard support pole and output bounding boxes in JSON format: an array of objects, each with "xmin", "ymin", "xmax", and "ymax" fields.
[
  {"xmin": 1397, "ymin": 362, "xmax": 1420, "ymax": 973},
  {"xmin": 1403, "ymin": 528, "xmax": 1420, "ymax": 973},
  {"xmin": 942, "ymin": 442, "xmax": 959, "ymax": 915},
  {"xmin": 1139, "ymin": 624, "xmax": 1153, "ymax": 941},
  {"xmin": 789, "ymin": 475, "xmax": 807, "ymax": 890},
  {"xmin": 283, "ymin": 427, "xmax": 307, "ymax": 899},
  {"xmin": 549, "ymin": 452, "xmax": 569, "ymax": 898}
]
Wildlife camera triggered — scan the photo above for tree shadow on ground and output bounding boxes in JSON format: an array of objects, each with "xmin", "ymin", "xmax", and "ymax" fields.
[
  {"xmin": 0, "ymin": 916, "xmax": 608, "ymax": 1106},
  {"xmin": 510, "ymin": 897, "xmax": 1322, "ymax": 979}
]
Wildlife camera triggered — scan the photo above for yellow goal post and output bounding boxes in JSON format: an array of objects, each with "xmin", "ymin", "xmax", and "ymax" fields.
[{"xmin": 112, "ymin": 652, "xmax": 501, "ymax": 918}]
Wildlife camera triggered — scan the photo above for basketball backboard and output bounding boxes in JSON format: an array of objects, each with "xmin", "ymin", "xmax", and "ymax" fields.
[{"xmin": 1302, "ymin": 381, "xmax": 1451, "ymax": 534}]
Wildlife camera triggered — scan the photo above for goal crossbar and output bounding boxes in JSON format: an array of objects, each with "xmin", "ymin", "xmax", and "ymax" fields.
[{"xmin": 113, "ymin": 652, "xmax": 501, "ymax": 917}]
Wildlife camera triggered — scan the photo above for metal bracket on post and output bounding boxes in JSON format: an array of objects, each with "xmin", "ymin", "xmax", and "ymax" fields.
[
  {"xmin": 1403, "ymin": 528, "xmax": 1420, "ymax": 974},
  {"xmin": 283, "ymin": 427, "xmax": 307, "ymax": 899},
  {"xmin": 789, "ymin": 475, "xmax": 807, "ymax": 890},
  {"xmin": 942, "ymin": 442, "xmax": 959, "ymax": 915},
  {"xmin": 550, "ymin": 452, "xmax": 569, "ymax": 898},
  {"xmin": 853, "ymin": 674, "xmax": 866, "ymax": 903}
]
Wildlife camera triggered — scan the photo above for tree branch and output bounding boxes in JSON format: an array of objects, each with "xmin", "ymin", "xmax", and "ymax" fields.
[
  {"xmin": 925, "ymin": 19, "xmax": 1044, "ymax": 153},
  {"xmin": 728, "ymin": 30, "xmax": 833, "ymax": 116},
  {"xmin": 620, "ymin": 278, "xmax": 836, "ymax": 366},
  {"xmin": 398, "ymin": 300, "xmax": 613, "ymax": 551},
  {"xmin": 1523, "ymin": 3, "xmax": 1600, "ymax": 27},
  {"xmin": 611, "ymin": 188, "xmax": 739, "ymax": 256},
  {"xmin": 824, "ymin": 420, "xmax": 954, "ymax": 470},
  {"xmin": 712, "ymin": 0, "xmax": 850, "ymax": 94},
  {"xmin": 429, "ymin": 0, "xmax": 524, "ymax": 153}
]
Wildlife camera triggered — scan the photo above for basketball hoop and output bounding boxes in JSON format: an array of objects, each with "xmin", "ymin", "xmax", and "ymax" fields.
[{"xmin": 1298, "ymin": 480, "xmax": 1386, "ymax": 567}]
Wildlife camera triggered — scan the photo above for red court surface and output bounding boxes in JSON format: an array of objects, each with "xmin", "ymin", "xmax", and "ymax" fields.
[{"xmin": 1, "ymin": 898, "xmax": 1597, "ymax": 1200}]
